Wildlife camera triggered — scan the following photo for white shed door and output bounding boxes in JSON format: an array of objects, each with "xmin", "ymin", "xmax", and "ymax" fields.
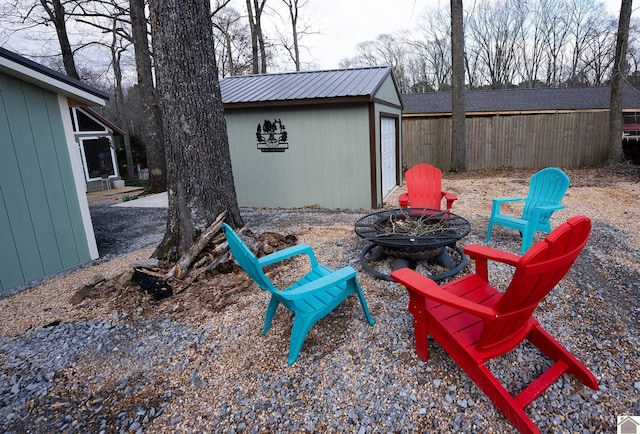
[{"xmin": 381, "ymin": 117, "xmax": 397, "ymax": 198}]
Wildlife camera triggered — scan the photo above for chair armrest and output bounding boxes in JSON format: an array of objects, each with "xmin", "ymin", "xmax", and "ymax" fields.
[
  {"xmin": 464, "ymin": 244, "xmax": 520, "ymax": 281},
  {"xmin": 442, "ymin": 191, "xmax": 458, "ymax": 201},
  {"xmin": 257, "ymin": 244, "xmax": 319, "ymax": 269},
  {"xmin": 399, "ymin": 192, "xmax": 409, "ymax": 208},
  {"xmin": 442, "ymin": 191, "xmax": 458, "ymax": 211},
  {"xmin": 391, "ymin": 268, "xmax": 497, "ymax": 320},
  {"xmin": 524, "ymin": 204, "xmax": 566, "ymax": 229},
  {"xmin": 493, "ymin": 197, "xmax": 525, "ymax": 205},
  {"xmin": 535, "ymin": 204, "xmax": 565, "ymax": 212},
  {"xmin": 280, "ymin": 266, "xmax": 356, "ymax": 299},
  {"xmin": 464, "ymin": 244, "xmax": 520, "ymax": 266}
]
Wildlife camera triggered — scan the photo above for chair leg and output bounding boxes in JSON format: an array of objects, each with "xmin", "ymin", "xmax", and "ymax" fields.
[
  {"xmin": 466, "ymin": 363, "xmax": 541, "ymax": 434},
  {"xmin": 527, "ymin": 326, "xmax": 598, "ymax": 390},
  {"xmin": 352, "ymin": 279, "xmax": 375, "ymax": 325},
  {"xmin": 484, "ymin": 222, "xmax": 494, "ymax": 244},
  {"xmin": 407, "ymin": 290, "xmax": 430, "ymax": 361},
  {"xmin": 521, "ymin": 226, "xmax": 535, "ymax": 254},
  {"xmin": 262, "ymin": 297, "xmax": 280, "ymax": 334},
  {"xmin": 288, "ymin": 315, "xmax": 313, "ymax": 365}
]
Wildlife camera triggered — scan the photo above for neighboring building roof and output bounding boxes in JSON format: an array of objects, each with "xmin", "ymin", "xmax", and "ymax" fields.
[
  {"xmin": 221, "ymin": 66, "xmax": 395, "ymax": 107},
  {"xmin": 402, "ymin": 86, "xmax": 640, "ymax": 115},
  {"xmin": 0, "ymin": 47, "xmax": 109, "ymax": 105}
]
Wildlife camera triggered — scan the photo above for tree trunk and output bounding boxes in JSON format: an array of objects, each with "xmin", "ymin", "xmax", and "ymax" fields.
[
  {"xmin": 255, "ymin": 0, "xmax": 268, "ymax": 73},
  {"xmin": 149, "ymin": 0, "xmax": 244, "ymax": 261},
  {"xmin": 42, "ymin": 0, "xmax": 79, "ymax": 79},
  {"xmin": 246, "ymin": 0, "xmax": 260, "ymax": 74},
  {"xmin": 450, "ymin": 0, "xmax": 467, "ymax": 172},
  {"xmin": 284, "ymin": 0, "xmax": 301, "ymax": 71},
  {"xmin": 608, "ymin": 0, "xmax": 633, "ymax": 165},
  {"xmin": 111, "ymin": 21, "xmax": 136, "ymax": 182},
  {"xmin": 130, "ymin": 0, "xmax": 167, "ymax": 193},
  {"xmin": 113, "ymin": 63, "xmax": 136, "ymax": 181}
]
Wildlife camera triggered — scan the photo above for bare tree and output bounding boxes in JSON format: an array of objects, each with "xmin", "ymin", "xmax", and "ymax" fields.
[
  {"xmin": 466, "ymin": 0, "xmax": 523, "ymax": 88},
  {"xmin": 0, "ymin": 0, "xmax": 83, "ymax": 78},
  {"xmin": 59, "ymin": 0, "xmax": 167, "ymax": 191},
  {"xmin": 565, "ymin": 0, "xmax": 610, "ymax": 86},
  {"xmin": 580, "ymin": 21, "xmax": 617, "ymax": 85},
  {"xmin": 515, "ymin": 0, "xmax": 545, "ymax": 87},
  {"xmin": 409, "ymin": 7, "xmax": 452, "ymax": 91},
  {"xmin": 539, "ymin": 0, "xmax": 571, "ymax": 86},
  {"xmin": 245, "ymin": 0, "xmax": 267, "ymax": 73},
  {"xmin": 149, "ymin": 0, "xmax": 243, "ymax": 259},
  {"xmin": 352, "ymin": 34, "xmax": 411, "ymax": 93},
  {"xmin": 281, "ymin": 0, "xmax": 301, "ymax": 70},
  {"xmin": 451, "ymin": 0, "xmax": 466, "ymax": 171},
  {"xmin": 41, "ymin": 0, "xmax": 81, "ymax": 78},
  {"xmin": 107, "ymin": 8, "xmax": 135, "ymax": 181},
  {"xmin": 277, "ymin": 0, "xmax": 314, "ymax": 71},
  {"xmin": 608, "ymin": 0, "xmax": 633, "ymax": 164},
  {"xmin": 212, "ymin": 6, "xmax": 253, "ymax": 77},
  {"xmin": 129, "ymin": 0, "xmax": 166, "ymax": 193},
  {"xmin": 68, "ymin": 0, "xmax": 138, "ymax": 182}
]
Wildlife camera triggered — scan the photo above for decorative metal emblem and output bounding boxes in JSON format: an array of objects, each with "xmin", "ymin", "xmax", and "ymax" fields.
[{"xmin": 256, "ymin": 119, "xmax": 288, "ymax": 152}]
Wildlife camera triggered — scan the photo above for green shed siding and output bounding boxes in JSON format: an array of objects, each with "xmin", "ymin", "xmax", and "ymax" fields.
[
  {"xmin": 0, "ymin": 74, "xmax": 92, "ymax": 293},
  {"xmin": 375, "ymin": 77, "xmax": 402, "ymax": 107},
  {"xmin": 226, "ymin": 104, "xmax": 372, "ymax": 209}
]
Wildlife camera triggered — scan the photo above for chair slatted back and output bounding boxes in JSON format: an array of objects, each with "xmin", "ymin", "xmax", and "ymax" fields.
[
  {"xmin": 405, "ymin": 164, "xmax": 444, "ymax": 209},
  {"xmin": 477, "ymin": 216, "xmax": 590, "ymax": 351},
  {"xmin": 522, "ymin": 168, "xmax": 570, "ymax": 225},
  {"xmin": 222, "ymin": 223, "xmax": 277, "ymax": 293}
]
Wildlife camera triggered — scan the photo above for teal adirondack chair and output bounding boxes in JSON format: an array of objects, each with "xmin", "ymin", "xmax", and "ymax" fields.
[
  {"xmin": 484, "ymin": 167, "xmax": 570, "ymax": 254},
  {"xmin": 221, "ymin": 223, "xmax": 375, "ymax": 365}
]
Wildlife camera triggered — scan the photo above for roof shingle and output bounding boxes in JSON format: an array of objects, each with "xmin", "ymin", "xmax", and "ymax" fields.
[{"xmin": 401, "ymin": 86, "xmax": 640, "ymax": 114}]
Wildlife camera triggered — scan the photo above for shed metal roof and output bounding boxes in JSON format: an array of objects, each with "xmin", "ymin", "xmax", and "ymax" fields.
[
  {"xmin": 220, "ymin": 66, "xmax": 393, "ymax": 106},
  {"xmin": 402, "ymin": 86, "xmax": 640, "ymax": 115}
]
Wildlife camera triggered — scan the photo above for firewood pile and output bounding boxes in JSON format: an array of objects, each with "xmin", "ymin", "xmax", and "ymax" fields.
[{"xmin": 69, "ymin": 211, "xmax": 298, "ymax": 313}]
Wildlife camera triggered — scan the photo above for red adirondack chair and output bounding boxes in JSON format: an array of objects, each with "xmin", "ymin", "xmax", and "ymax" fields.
[
  {"xmin": 391, "ymin": 215, "xmax": 598, "ymax": 434},
  {"xmin": 399, "ymin": 163, "xmax": 457, "ymax": 210}
]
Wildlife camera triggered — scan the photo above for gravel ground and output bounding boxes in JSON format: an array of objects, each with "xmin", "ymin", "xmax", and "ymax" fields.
[
  {"xmin": 1, "ymin": 167, "xmax": 639, "ymax": 433},
  {"xmin": 90, "ymin": 204, "xmax": 167, "ymax": 258}
]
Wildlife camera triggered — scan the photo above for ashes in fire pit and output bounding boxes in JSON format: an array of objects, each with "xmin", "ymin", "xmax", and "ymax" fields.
[{"xmin": 354, "ymin": 208, "xmax": 471, "ymax": 281}]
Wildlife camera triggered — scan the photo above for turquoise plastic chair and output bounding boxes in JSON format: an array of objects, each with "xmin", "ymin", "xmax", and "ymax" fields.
[
  {"xmin": 222, "ymin": 223, "xmax": 375, "ymax": 365},
  {"xmin": 484, "ymin": 167, "xmax": 570, "ymax": 254}
]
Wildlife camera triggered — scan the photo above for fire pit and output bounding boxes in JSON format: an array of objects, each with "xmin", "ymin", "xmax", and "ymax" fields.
[{"xmin": 354, "ymin": 208, "xmax": 471, "ymax": 281}]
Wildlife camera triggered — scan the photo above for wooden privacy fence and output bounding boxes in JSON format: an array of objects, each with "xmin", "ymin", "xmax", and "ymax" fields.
[{"xmin": 401, "ymin": 111, "xmax": 610, "ymax": 171}]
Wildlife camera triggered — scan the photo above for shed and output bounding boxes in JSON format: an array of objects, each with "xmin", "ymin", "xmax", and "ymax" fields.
[
  {"xmin": 401, "ymin": 86, "xmax": 640, "ymax": 170},
  {"xmin": 220, "ymin": 66, "xmax": 402, "ymax": 210},
  {"xmin": 0, "ymin": 47, "xmax": 107, "ymax": 294}
]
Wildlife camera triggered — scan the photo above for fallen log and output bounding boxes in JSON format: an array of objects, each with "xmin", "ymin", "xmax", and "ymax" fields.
[
  {"xmin": 69, "ymin": 275, "xmax": 106, "ymax": 305},
  {"xmin": 206, "ymin": 226, "xmax": 248, "ymax": 272},
  {"xmin": 166, "ymin": 211, "xmax": 227, "ymax": 279}
]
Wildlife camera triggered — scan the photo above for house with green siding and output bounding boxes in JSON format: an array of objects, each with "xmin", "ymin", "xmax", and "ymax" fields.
[
  {"xmin": 0, "ymin": 47, "xmax": 108, "ymax": 294},
  {"xmin": 220, "ymin": 66, "xmax": 402, "ymax": 210}
]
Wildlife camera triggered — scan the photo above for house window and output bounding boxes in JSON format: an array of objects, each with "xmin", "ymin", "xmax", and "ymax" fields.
[
  {"xmin": 72, "ymin": 108, "xmax": 108, "ymax": 133},
  {"xmin": 82, "ymin": 137, "xmax": 115, "ymax": 179}
]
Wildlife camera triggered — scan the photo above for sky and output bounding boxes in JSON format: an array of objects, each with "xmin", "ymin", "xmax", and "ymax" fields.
[
  {"xmin": 0, "ymin": 0, "xmax": 628, "ymax": 74},
  {"xmin": 255, "ymin": 0, "xmax": 626, "ymax": 71},
  {"xmin": 300, "ymin": 0, "xmax": 428, "ymax": 69}
]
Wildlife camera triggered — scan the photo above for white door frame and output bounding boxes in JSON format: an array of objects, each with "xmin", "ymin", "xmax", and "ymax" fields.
[{"xmin": 380, "ymin": 116, "xmax": 398, "ymax": 199}]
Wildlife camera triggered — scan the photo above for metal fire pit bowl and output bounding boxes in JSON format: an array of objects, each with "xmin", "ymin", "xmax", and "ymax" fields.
[{"xmin": 354, "ymin": 208, "xmax": 471, "ymax": 282}]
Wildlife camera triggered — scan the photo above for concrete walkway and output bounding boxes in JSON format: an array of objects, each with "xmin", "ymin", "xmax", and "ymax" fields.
[{"xmin": 113, "ymin": 191, "xmax": 168, "ymax": 208}]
